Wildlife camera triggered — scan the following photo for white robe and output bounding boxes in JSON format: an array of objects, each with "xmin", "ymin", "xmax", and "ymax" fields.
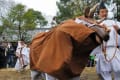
[
  {"xmin": 15, "ymin": 46, "xmax": 30, "ymax": 71},
  {"xmin": 90, "ymin": 20, "xmax": 120, "ymax": 74}
]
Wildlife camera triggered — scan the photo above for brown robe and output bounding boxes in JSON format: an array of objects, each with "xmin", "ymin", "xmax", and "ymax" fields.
[{"xmin": 30, "ymin": 19, "xmax": 100, "ymax": 80}]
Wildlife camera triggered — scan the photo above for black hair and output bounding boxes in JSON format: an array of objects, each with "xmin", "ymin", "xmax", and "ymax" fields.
[
  {"xmin": 97, "ymin": 1, "xmax": 107, "ymax": 14},
  {"xmin": 20, "ymin": 38, "xmax": 25, "ymax": 42}
]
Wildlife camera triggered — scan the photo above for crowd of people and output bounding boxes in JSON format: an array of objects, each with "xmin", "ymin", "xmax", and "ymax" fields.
[
  {"xmin": 0, "ymin": 40, "xmax": 30, "ymax": 72},
  {"xmin": 0, "ymin": 42, "xmax": 17, "ymax": 68}
]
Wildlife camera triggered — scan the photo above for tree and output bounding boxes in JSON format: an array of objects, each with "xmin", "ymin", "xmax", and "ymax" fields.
[
  {"xmin": 23, "ymin": 9, "xmax": 48, "ymax": 29},
  {"xmin": 56, "ymin": 0, "xmax": 99, "ymax": 23},
  {"xmin": 0, "ymin": 0, "xmax": 15, "ymax": 37},
  {"xmin": 1, "ymin": 3, "xmax": 48, "ymax": 41},
  {"xmin": 115, "ymin": 0, "xmax": 120, "ymax": 21}
]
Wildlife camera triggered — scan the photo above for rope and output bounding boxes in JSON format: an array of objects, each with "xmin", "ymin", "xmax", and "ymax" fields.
[{"xmin": 102, "ymin": 27, "xmax": 118, "ymax": 62}]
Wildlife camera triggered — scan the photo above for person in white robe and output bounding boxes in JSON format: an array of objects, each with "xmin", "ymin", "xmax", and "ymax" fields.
[
  {"xmin": 90, "ymin": 1, "xmax": 120, "ymax": 79},
  {"xmin": 15, "ymin": 40, "xmax": 30, "ymax": 72},
  {"xmin": 91, "ymin": 20, "xmax": 120, "ymax": 80}
]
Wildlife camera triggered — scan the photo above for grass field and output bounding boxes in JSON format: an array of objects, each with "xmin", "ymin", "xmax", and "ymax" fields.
[{"xmin": 0, "ymin": 67, "xmax": 100, "ymax": 80}]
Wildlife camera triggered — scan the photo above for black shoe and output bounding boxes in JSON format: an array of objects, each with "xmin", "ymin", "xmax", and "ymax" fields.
[{"xmin": 23, "ymin": 65, "xmax": 27, "ymax": 68}]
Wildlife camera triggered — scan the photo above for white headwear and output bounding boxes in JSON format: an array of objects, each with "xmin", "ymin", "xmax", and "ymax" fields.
[{"xmin": 104, "ymin": 0, "xmax": 117, "ymax": 19}]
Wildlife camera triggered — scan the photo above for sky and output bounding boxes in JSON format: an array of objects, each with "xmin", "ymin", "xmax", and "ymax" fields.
[{"xmin": 14, "ymin": 0, "xmax": 59, "ymax": 16}]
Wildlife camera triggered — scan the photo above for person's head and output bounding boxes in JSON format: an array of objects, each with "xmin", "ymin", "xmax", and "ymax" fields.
[
  {"xmin": 98, "ymin": 8, "xmax": 108, "ymax": 19},
  {"xmin": 7, "ymin": 42, "xmax": 12, "ymax": 47},
  {"xmin": 98, "ymin": 2, "xmax": 108, "ymax": 18},
  {"xmin": 18, "ymin": 39, "xmax": 25, "ymax": 48},
  {"xmin": 20, "ymin": 41, "xmax": 25, "ymax": 46}
]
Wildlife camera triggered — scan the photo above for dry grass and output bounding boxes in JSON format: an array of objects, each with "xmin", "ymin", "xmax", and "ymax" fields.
[
  {"xmin": 80, "ymin": 67, "xmax": 100, "ymax": 80},
  {"xmin": 0, "ymin": 67, "xmax": 100, "ymax": 80},
  {"xmin": 0, "ymin": 68, "xmax": 31, "ymax": 80}
]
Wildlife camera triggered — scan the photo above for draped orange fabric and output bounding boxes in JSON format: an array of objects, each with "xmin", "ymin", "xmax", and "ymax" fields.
[{"xmin": 30, "ymin": 19, "xmax": 99, "ymax": 80}]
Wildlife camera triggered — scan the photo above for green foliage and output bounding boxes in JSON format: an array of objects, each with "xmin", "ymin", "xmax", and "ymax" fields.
[
  {"xmin": 115, "ymin": 0, "xmax": 120, "ymax": 21},
  {"xmin": 0, "ymin": 26, "xmax": 3, "ymax": 35},
  {"xmin": 1, "ymin": 3, "xmax": 48, "ymax": 41},
  {"xmin": 56, "ymin": 0, "xmax": 99, "ymax": 23},
  {"xmin": 56, "ymin": 0, "xmax": 80, "ymax": 23},
  {"xmin": 23, "ymin": 9, "xmax": 48, "ymax": 29}
]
